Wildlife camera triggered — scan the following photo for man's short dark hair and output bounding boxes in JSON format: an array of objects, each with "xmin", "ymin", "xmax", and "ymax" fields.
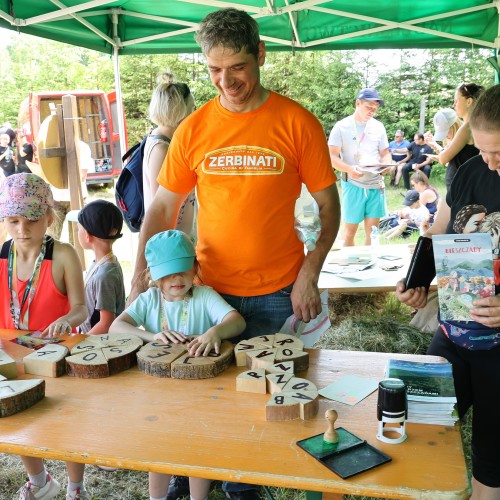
[
  {"xmin": 470, "ymin": 84, "xmax": 500, "ymax": 133},
  {"xmin": 195, "ymin": 8, "xmax": 261, "ymax": 58},
  {"xmin": 415, "ymin": 133, "xmax": 424, "ymax": 141}
]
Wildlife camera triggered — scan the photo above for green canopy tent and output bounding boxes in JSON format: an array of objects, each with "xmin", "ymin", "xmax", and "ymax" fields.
[{"xmin": 1, "ymin": 0, "xmax": 499, "ymax": 151}]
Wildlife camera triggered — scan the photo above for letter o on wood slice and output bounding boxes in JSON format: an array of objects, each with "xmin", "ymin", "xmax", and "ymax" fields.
[
  {"xmin": 0, "ymin": 379, "xmax": 45, "ymax": 417},
  {"xmin": 66, "ymin": 333, "xmax": 143, "ymax": 379}
]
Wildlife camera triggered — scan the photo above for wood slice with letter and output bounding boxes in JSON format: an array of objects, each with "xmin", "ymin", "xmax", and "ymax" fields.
[
  {"xmin": 237, "ymin": 334, "xmax": 309, "ymax": 372},
  {"xmin": 0, "ymin": 349, "xmax": 17, "ymax": 379},
  {"xmin": 0, "ymin": 379, "xmax": 45, "ymax": 417},
  {"xmin": 171, "ymin": 341, "xmax": 234, "ymax": 379},
  {"xmin": 137, "ymin": 340, "xmax": 234, "ymax": 379},
  {"xmin": 266, "ymin": 393, "xmax": 300, "ymax": 421},
  {"xmin": 23, "ymin": 344, "xmax": 69, "ymax": 377},
  {"xmin": 66, "ymin": 333, "xmax": 142, "ymax": 378},
  {"xmin": 236, "ymin": 369, "xmax": 267, "ymax": 394},
  {"xmin": 137, "ymin": 343, "xmax": 187, "ymax": 378},
  {"xmin": 266, "ymin": 378, "xmax": 319, "ymax": 421}
]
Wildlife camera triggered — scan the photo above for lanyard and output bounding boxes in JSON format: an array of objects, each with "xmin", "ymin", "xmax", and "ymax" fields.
[
  {"xmin": 159, "ymin": 287, "xmax": 191, "ymax": 334},
  {"xmin": 8, "ymin": 236, "xmax": 48, "ymax": 330},
  {"xmin": 352, "ymin": 115, "xmax": 366, "ymax": 148},
  {"xmin": 84, "ymin": 252, "xmax": 115, "ymax": 287}
]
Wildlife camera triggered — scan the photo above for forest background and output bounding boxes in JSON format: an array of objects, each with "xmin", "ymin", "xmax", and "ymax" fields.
[{"xmin": 0, "ymin": 30, "xmax": 496, "ymax": 146}]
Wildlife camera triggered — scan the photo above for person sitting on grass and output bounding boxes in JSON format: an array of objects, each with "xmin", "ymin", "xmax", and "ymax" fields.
[
  {"xmin": 0, "ymin": 173, "xmax": 89, "ymax": 500},
  {"xmin": 382, "ymin": 189, "xmax": 430, "ymax": 240},
  {"xmin": 410, "ymin": 170, "xmax": 439, "ymax": 223},
  {"xmin": 110, "ymin": 229, "xmax": 246, "ymax": 500}
]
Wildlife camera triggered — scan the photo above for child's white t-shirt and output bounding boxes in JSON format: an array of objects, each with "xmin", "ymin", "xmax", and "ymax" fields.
[{"xmin": 125, "ymin": 285, "xmax": 235, "ymax": 335}]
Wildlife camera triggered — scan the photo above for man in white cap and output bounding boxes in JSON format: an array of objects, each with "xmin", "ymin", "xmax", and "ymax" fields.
[{"xmin": 328, "ymin": 88, "xmax": 391, "ymax": 246}]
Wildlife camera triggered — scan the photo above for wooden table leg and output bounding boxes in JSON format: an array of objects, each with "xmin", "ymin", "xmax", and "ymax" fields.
[{"xmin": 306, "ymin": 492, "xmax": 344, "ymax": 500}]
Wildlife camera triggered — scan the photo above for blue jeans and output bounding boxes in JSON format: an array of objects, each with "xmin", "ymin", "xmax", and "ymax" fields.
[{"xmin": 220, "ymin": 283, "xmax": 294, "ymax": 492}]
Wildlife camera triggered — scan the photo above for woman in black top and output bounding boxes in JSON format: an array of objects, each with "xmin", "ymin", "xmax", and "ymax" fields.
[{"xmin": 426, "ymin": 83, "xmax": 485, "ymax": 190}]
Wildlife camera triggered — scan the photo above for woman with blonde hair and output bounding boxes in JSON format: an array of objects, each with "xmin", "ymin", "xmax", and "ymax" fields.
[
  {"xmin": 143, "ymin": 72, "xmax": 195, "ymax": 234},
  {"xmin": 425, "ymin": 83, "xmax": 485, "ymax": 189}
]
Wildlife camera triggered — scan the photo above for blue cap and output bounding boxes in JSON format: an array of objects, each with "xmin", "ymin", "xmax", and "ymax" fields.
[
  {"xmin": 356, "ymin": 88, "xmax": 385, "ymax": 106},
  {"xmin": 402, "ymin": 190, "xmax": 420, "ymax": 206},
  {"xmin": 145, "ymin": 230, "xmax": 196, "ymax": 281}
]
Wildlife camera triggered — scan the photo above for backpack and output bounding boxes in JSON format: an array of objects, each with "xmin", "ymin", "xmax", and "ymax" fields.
[{"xmin": 115, "ymin": 134, "xmax": 169, "ymax": 232}]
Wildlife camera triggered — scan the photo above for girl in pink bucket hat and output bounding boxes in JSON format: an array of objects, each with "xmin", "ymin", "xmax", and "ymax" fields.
[{"xmin": 0, "ymin": 173, "xmax": 90, "ymax": 499}]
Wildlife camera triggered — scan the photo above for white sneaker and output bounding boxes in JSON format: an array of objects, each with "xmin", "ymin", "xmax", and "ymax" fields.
[
  {"xmin": 17, "ymin": 474, "xmax": 61, "ymax": 499},
  {"xmin": 66, "ymin": 486, "xmax": 91, "ymax": 500}
]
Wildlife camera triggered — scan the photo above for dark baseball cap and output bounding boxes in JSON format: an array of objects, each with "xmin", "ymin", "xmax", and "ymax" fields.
[
  {"xmin": 402, "ymin": 190, "xmax": 420, "ymax": 207},
  {"xmin": 68, "ymin": 200, "xmax": 123, "ymax": 239},
  {"xmin": 356, "ymin": 88, "xmax": 385, "ymax": 106}
]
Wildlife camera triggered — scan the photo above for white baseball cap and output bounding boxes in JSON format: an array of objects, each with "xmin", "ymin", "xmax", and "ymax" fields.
[{"xmin": 433, "ymin": 108, "xmax": 458, "ymax": 142}]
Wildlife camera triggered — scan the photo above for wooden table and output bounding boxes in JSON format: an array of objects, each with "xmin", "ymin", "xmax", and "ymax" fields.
[
  {"xmin": 0, "ymin": 330, "xmax": 469, "ymax": 499},
  {"xmin": 319, "ymin": 243, "xmax": 437, "ymax": 293}
]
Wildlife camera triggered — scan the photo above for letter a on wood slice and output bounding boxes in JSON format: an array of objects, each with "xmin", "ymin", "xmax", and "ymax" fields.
[
  {"xmin": 236, "ymin": 369, "xmax": 267, "ymax": 393},
  {"xmin": 0, "ymin": 349, "xmax": 17, "ymax": 379},
  {"xmin": 23, "ymin": 344, "xmax": 69, "ymax": 377},
  {"xmin": 246, "ymin": 348, "xmax": 277, "ymax": 370},
  {"xmin": 0, "ymin": 379, "xmax": 45, "ymax": 417}
]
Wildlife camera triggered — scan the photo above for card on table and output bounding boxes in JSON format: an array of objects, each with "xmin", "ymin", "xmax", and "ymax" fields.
[
  {"xmin": 10, "ymin": 332, "xmax": 64, "ymax": 350},
  {"xmin": 319, "ymin": 375, "xmax": 379, "ymax": 405}
]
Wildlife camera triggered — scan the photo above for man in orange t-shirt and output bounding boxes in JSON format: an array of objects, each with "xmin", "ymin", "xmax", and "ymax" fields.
[
  {"xmin": 130, "ymin": 7, "xmax": 339, "ymax": 333},
  {"xmin": 129, "ymin": 8, "xmax": 340, "ymax": 500}
]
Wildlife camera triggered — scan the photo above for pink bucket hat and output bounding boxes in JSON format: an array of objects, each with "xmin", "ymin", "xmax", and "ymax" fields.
[{"xmin": 0, "ymin": 173, "xmax": 54, "ymax": 221}]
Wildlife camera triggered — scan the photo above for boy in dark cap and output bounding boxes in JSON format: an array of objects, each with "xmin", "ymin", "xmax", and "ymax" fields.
[
  {"xmin": 383, "ymin": 190, "xmax": 430, "ymax": 240},
  {"xmin": 68, "ymin": 199, "xmax": 125, "ymax": 334}
]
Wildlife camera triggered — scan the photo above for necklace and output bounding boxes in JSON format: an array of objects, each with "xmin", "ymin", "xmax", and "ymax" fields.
[
  {"xmin": 84, "ymin": 252, "xmax": 115, "ymax": 286},
  {"xmin": 352, "ymin": 115, "xmax": 367, "ymax": 164},
  {"xmin": 8, "ymin": 235, "xmax": 48, "ymax": 329},
  {"xmin": 158, "ymin": 288, "xmax": 191, "ymax": 335}
]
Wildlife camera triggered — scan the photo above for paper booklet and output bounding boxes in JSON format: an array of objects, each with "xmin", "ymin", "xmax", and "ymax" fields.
[
  {"xmin": 385, "ymin": 359, "xmax": 456, "ymax": 404},
  {"xmin": 356, "ymin": 163, "xmax": 395, "ymax": 174},
  {"xmin": 433, "ymin": 233, "xmax": 494, "ymax": 321}
]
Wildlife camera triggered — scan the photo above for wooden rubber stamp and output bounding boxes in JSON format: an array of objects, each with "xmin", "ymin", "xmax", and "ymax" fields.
[{"xmin": 324, "ymin": 409, "xmax": 339, "ymax": 444}]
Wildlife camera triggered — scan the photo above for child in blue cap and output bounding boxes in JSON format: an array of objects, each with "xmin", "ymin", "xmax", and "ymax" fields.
[{"xmin": 110, "ymin": 230, "xmax": 245, "ymax": 500}]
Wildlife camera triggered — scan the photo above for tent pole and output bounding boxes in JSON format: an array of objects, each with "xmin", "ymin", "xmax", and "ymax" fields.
[{"xmin": 112, "ymin": 11, "xmax": 127, "ymax": 157}]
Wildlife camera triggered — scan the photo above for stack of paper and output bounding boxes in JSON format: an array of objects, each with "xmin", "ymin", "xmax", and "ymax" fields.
[{"xmin": 385, "ymin": 359, "xmax": 458, "ymax": 426}]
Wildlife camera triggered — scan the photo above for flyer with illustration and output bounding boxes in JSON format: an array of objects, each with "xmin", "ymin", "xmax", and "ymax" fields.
[{"xmin": 433, "ymin": 233, "xmax": 494, "ymax": 321}]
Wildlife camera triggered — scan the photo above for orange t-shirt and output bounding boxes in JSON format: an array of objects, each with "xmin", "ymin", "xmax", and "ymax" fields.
[{"xmin": 158, "ymin": 91, "xmax": 337, "ymax": 296}]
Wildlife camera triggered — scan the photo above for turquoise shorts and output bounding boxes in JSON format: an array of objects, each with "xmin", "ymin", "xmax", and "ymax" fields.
[{"xmin": 341, "ymin": 180, "xmax": 387, "ymax": 224}]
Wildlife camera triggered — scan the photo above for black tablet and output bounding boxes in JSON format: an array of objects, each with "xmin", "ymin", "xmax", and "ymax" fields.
[{"xmin": 405, "ymin": 236, "xmax": 436, "ymax": 291}]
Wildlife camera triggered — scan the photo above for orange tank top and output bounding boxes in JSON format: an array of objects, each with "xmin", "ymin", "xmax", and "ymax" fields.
[{"xmin": 0, "ymin": 238, "xmax": 71, "ymax": 331}]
